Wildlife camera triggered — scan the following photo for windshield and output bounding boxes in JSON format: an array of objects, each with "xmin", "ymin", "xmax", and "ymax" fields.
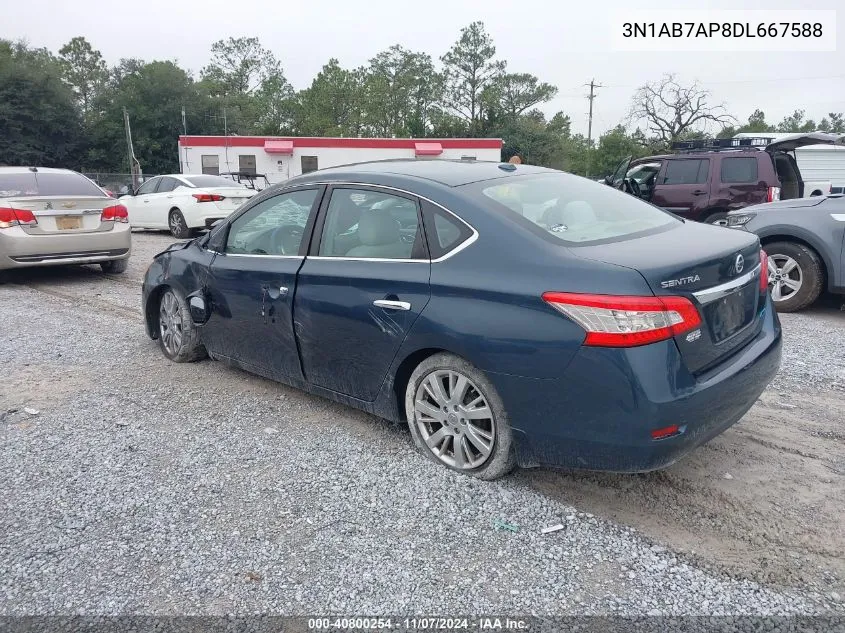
[
  {"xmin": 0, "ymin": 171, "xmax": 105, "ymax": 198},
  {"xmin": 182, "ymin": 175, "xmax": 247, "ymax": 188},
  {"xmin": 473, "ymin": 173, "xmax": 678, "ymax": 245}
]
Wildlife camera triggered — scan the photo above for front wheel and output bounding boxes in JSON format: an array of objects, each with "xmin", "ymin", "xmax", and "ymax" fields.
[
  {"xmin": 405, "ymin": 353, "xmax": 515, "ymax": 480},
  {"xmin": 764, "ymin": 241, "xmax": 823, "ymax": 312},
  {"xmin": 157, "ymin": 288, "xmax": 207, "ymax": 362}
]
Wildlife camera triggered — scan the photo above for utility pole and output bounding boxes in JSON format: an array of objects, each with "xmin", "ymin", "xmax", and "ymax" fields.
[
  {"xmin": 181, "ymin": 106, "xmax": 188, "ymax": 173},
  {"xmin": 123, "ymin": 107, "xmax": 141, "ymax": 190},
  {"xmin": 585, "ymin": 78, "xmax": 602, "ymax": 178}
]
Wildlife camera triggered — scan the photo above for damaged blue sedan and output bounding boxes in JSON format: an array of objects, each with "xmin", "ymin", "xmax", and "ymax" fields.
[{"xmin": 142, "ymin": 160, "xmax": 781, "ymax": 479}]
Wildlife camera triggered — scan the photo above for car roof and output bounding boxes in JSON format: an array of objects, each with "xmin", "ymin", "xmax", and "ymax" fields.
[
  {"xmin": 634, "ymin": 149, "xmax": 765, "ymax": 162},
  {"xmin": 0, "ymin": 166, "xmax": 81, "ymax": 174},
  {"xmin": 297, "ymin": 159, "xmax": 556, "ymax": 187}
]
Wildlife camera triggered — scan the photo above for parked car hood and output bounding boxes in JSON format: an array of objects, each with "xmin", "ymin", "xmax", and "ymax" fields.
[{"xmin": 738, "ymin": 197, "xmax": 828, "ymax": 214}]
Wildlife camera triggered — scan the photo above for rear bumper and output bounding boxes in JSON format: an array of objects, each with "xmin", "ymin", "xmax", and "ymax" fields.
[
  {"xmin": 490, "ymin": 298, "xmax": 782, "ymax": 472},
  {"xmin": 0, "ymin": 224, "xmax": 131, "ymax": 270},
  {"xmin": 182, "ymin": 206, "xmax": 232, "ymax": 229}
]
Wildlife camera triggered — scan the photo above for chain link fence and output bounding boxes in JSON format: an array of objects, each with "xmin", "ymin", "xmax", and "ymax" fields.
[{"xmin": 83, "ymin": 173, "xmax": 161, "ymax": 196}]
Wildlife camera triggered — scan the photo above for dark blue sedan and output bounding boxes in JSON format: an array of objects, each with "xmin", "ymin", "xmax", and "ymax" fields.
[{"xmin": 142, "ymin": 160, "xmax": 782, "ymax": 479}]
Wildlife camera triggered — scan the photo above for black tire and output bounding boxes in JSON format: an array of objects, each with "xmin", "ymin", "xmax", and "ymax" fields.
[
  {"xmin": 405, "ymin": 352, "xmax": 515, "ymax": 480},
  {"xmin": 100, "ymin": 258, "xmax": 128, "ymax": 274},
  {"xmin": 156, "ymin": 288, "xmax": 207, "ymax": 362},
  {"xmin": 764, "ymin": 241, "xmax": 823, "ymax": 312},
  {"xmin": 168, "ymin": 209, "xmax": 193, "ymax": 239},
  {"xmin": 704, "ymin": 211, "xmax": 728, "ymax": 226}
]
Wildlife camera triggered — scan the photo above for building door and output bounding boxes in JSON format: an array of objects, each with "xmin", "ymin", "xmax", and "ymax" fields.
[{"xmin": 274, "ymin": 157, "xmax": 290, "ymax": 182}]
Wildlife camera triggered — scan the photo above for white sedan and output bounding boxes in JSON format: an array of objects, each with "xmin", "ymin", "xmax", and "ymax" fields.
[{"xmin": 121, "ymin": 174, "xmax": 256, "ymax": 238}]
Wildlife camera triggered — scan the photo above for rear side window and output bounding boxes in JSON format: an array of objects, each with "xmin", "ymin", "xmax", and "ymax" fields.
[
  {"xmin": 720, "ymin": 157, "xmax": 759, "ymax": 183},
  {"xmin": 471, "ymin": 173, "xmax": 677, "ymax": 246},
  {"xmin": 0, "ymin": 171, "xmax": 104, "ymax": 198},
  {"xmin": 663, "ymin": 159, "xmax": 709, "ymax": 185},
  {"xmin": 421, "ymin": 200, "xmax": 473, "ymax": 259}
]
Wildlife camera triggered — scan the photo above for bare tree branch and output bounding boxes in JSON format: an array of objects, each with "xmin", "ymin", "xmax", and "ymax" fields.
[{"xmin": 627, "ymin": 73, "xmax": 736, "ymax": 146}]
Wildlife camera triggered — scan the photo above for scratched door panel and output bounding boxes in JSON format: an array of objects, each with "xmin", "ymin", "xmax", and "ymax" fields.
[
  {"xmin": 205, "ymin": 253, "xmax": 304, "ymax": 380},
  {"xmin": 294, "ymin": 259, "xmax": 431, "ymax": 400}
]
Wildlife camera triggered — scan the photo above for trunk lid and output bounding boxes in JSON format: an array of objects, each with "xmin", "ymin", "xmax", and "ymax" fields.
[
  {"xmin": 7, "ymin": 195, "xmax": 116, "ymax": 235},
  {"xmin": 570, "ymin": 222, "xmax": 765, "ymax": 373},
  {"xmin": 766, "ymin": 132, "xmax": 845, "ymax": 153},
  {"xmin": 193, "ymin": 187, "xmax": 256, "ymax": 212}
]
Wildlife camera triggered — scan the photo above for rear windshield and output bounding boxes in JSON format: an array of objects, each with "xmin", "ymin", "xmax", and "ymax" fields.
[
  {"xmin": 0, "ymin": 172, "xmax": 105, "ymax": 198},
  {"xmin": 468, "ymin": 173, "xmax": 678, "ymax": 245},
  {"xmin": 182, "ymin": 175, "xmax": 245, "ymax": 188}
]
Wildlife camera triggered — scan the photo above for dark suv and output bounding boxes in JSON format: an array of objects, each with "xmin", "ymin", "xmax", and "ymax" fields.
[{"xmin": 607, "ymin": 133, "xmax": 845, "ymax": 225}]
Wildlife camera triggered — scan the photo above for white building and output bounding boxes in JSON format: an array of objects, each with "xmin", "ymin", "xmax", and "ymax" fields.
[
  {"xmin": 178, "ymin": 135, "xmax": 503, "ymax": 185},
  {"xmin": 735, "ymin": 132, "xmax": 845, "ymax": 192}
]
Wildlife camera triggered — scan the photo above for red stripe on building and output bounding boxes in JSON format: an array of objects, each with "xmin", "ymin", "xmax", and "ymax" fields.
[{"xmin": 179, "ymin": 135, "xmax": 502, "ymax": 149}]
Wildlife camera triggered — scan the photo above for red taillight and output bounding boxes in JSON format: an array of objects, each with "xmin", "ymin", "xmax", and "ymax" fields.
[
  {"xmin": 651, "ymin": 424, "xmax": 681, "ymax": 440},
  {"xmin": 759, "ymin": 249, "xmax": 769, "ymax": 293},
  {"xmin": 0, "ymin": 207, "xmax": 38, "ymax": 228},
  {"xmin": 542, "ymin": 292, "xmax": 702, "ymax": 348},
  {"xmin": 101, "ymin": 204, "xmax": 129, "ymax": 223},
  {"xmin": 767, "ymin": 186, "xmax": 780, "ymax": 203},
  {"xmin": 192, "ymin": 193, "xmax": 225, "ymax": 203}
]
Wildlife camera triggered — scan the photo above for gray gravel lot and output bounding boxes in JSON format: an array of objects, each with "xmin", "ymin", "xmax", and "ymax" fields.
[{"xmin": 1, "ymin": 231, "xmax": 843, "ymax": 616}]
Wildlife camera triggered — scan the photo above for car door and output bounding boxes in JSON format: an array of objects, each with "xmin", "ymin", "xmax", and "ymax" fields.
[
  {"xmin": 650, "ymin": 158, "xmax": 711, "ymax": 219},
  {"xmin": 293, "ymin": 185, "xmax": 432, "ymax": 401},
  {"xmin": 123, "ymin": 177, "xmax": 161, "ymax": 227},
  {"xmin": 202, "ymin": 186, "xmax": 324, "ymax": 381},
  {"xmin": 149, "ymin": 176, "xmax": 181, "ymax": 228}
]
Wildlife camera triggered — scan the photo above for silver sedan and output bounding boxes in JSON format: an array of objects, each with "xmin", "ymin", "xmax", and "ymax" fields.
[{"xmin": 0, "ymin": 167, "xmax": 131, "ymax": 272}]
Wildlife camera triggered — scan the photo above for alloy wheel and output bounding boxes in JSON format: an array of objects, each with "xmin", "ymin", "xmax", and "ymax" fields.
[
  {"xmin": 413, "ymin": 370, "xmax": 495, "ymax": 470},
  {"xmin": 159, "ymin": 291, "xmax": 184, "ymax": 355},
  {"xmin": 768, "ymin": 254, "xmax": 803, "ymax": 302},
  {"xmin": 170, "ymin": 212, "xmax": 185, "ymax": 236}
]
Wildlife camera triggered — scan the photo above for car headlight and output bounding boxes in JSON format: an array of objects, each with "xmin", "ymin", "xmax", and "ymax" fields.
[{"xmin": 727, "ymin": 213, "xmax": 755, "ymax": 227}]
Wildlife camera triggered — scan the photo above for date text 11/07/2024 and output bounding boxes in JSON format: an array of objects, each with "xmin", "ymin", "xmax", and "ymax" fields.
[
  {"xmin": 307, "ymin": 617, "xmax": 529, "ymax": 630},
  {"xmin": 622, "ymin": 22, "xmax": 823, "ymax": 38}
]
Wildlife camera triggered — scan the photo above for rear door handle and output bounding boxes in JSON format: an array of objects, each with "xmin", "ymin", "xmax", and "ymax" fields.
[
  {"xmin": 373, "ymin": 299, "xmax": 411, "ymax": 311},
  {"xmin": 692, "ymin": 190, "xmax": 707, "ymax": 195}
]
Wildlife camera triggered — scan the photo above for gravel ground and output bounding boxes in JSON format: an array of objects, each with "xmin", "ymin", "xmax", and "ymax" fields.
[{"xmin": 0, "ymin": 231, "xmax": 843, "ymax": 616}]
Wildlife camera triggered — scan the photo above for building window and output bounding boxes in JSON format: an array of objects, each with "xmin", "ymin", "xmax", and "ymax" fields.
[
  {"xmin": 201, "ymin": 155, "xmax": 219, "ymax": 175},
  {"xmin": 239, "ymin": 155, "xmax": 257, "ymax": 175},
  {"xmin": 301, "ymin": 156, "xmax": 319, "ymax": 174}
]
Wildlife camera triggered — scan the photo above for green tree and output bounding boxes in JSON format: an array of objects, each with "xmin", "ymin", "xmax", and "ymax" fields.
[
  {"xmin": 486, "ymin": 72, "xmax": 557, "ymax": 120},
  {"xmin": 719, "ymin": 109, "xmax": 775, "ymax": 138},
  {"xmin": 88, "ymin": 61, "xmax": 212, "ymax": 174},
  {"xmin": 254, "ymin": 74, "xmax": 296, "ymax": 134},
  {"xmin": 58, "ymin": 36, "xmax": 108, "ymax": 117},
  {"xmin": 293, "ymin": 59, "xmax": 366, "ymax": 137},
  {"xmin": 818, "ymin": 112, "xmax": 845, "ymax": 133},
  {"xmin": 364, "ymin": 45, "xmax": 443, "ymax": 137},
  {"xmin": 440, "ymin": 21, "xmax": 505, "ymax": 135},
  {"xmin": 776, "ymin": 109, "xmax": 816, "ymax": 133},
  {"xmin": 201, "ymin": 37, "xmax": 280, "ymax": 96},
  {"xmin": 0, "ymin": 40, "xmax": 83, "ymax": 167}
]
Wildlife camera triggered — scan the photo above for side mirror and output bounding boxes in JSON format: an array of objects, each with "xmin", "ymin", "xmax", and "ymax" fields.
[
  {"xmin": 603, "ymin": 176, "xmax": 612, "ymax": 186},
  {"xmin": 206, "ymin": 222, "xmax": 229, "ymax": 252},
  {"xmin": 187, "ymin": 291, "xmax": 210, "ymax": 325}
]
